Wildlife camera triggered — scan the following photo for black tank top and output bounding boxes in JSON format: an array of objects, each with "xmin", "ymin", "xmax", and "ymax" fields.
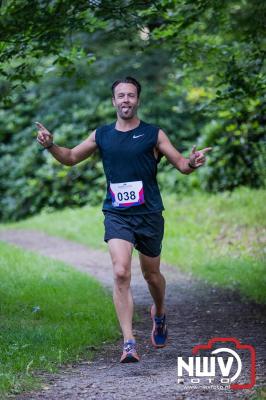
[{"xmin": 95, "ymin": 120, "xmax": 164, "ymax": 215}]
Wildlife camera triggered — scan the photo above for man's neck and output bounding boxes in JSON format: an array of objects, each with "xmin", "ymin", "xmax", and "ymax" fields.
[{"xmin": 115, "ymin": 116, "xmax": 140, "ymax": 132}]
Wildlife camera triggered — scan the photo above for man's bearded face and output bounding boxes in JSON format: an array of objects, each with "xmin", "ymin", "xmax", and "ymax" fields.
[{"xmin": 112, "ymin": 83, "xmax": 140, "ymax": 120}]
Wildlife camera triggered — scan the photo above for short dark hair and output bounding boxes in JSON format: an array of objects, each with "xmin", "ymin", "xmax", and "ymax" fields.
[{"xmin": 111, "ymin": 76, "xmax": 141, "ymax": 98}]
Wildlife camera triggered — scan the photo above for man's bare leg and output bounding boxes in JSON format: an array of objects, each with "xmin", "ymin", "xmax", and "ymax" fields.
[
  {"xmin": 108, "ymin": 238, "xmax": 135, "ymax": 342},
  {"xmin": 139, "ymin": 252, "xmax": 166, "ymax": 316},
  {"xmin": 139, "ymin": 252, "xmax": 168, "ymax": 348}
]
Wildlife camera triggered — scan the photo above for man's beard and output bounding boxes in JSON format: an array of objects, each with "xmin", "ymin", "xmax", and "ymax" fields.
[{"xmin": 117, "ymin": 105, "xmax": 137, "ymax": 120}]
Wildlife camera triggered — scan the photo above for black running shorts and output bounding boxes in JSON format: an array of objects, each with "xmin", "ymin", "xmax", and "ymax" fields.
[{"xmin": 103, "ymin": 211, "xmax": 164, "ymax": 257}]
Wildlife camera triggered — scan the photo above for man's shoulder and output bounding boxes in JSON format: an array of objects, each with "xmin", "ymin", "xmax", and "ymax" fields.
[
  {"xmin": 141, "ymin": 120, "xmax": 160, "ymax": 132},
  {"xmin": 139, "ymin": 121, "xmax": 161, "ymax": 143},
  {"xmin": 96, "ymin": 122, "xmax": 115, "ymax": 134}
]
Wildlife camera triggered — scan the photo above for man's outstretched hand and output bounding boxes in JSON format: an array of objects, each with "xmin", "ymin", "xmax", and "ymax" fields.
[
  {"xmin": 36, "ymin": 122, "xmax": 53, "ymax": 148},
  {"xmin": 188, "ymin": 145, "xmax": 212, "ymax": 168}
]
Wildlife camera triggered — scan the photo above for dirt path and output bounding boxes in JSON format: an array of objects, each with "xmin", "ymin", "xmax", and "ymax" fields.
[{"xmin": 0, "ymin": 229, "xmax": 265, "ymax": 400}]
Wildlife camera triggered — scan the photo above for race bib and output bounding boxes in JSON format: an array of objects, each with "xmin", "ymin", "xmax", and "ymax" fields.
[{"xmin": 109, "ymin": 180, "xmax": 145, "ymax": 208}]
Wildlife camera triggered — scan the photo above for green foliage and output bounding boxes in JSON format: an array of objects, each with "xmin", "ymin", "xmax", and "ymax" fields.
[
  {"xmin": 0, "ymin": 0, "xmax": 105, "ymax": 92},
  {"xmin": 0, "ymin": 0, "xmax": 265, "ymax": 221},
  {"xmin": 0, "ymin": 44, "xmax": 202, "ymax": 221},
  {"xmin": 147, "ymin": 0, "xmax": 266, "ymax": 192},
  {"xmin": 199, "ymin": 94, "xmax": 266, "ymax": 191},
  {"xmin": 0, "ymin": 75, "xmax": 112, "ymax": 221}
]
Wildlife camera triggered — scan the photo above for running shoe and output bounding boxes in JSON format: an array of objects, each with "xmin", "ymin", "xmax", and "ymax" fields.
[
  {"xmin": 150, "ymin": 304, "xmax": 168, "ymax": 348},
  {"xmin": 120, "ymin": 339, "xmax": 140, "ymax": 363}
]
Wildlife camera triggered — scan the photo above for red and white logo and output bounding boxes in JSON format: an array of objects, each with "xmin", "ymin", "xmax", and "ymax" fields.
[{"xmin": 177, "ymin": 337, "xmax": 256, "ymax": 390}]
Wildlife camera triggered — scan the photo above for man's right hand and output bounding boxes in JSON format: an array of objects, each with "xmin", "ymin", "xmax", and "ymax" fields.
[{"xmin": 36, "ymin": 122, "xmax": 53, "ymax": 148}]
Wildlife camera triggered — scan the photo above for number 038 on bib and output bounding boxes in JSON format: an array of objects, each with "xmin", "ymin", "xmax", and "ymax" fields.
[{"xmin": 109, "ymin": 181, "xmax": 145, "ymax": 208}]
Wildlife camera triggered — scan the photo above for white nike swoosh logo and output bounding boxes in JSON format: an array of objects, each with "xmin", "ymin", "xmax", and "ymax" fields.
[{"xmin": 133, "ymin": 134, "xmax": 144, "ymax": 139}]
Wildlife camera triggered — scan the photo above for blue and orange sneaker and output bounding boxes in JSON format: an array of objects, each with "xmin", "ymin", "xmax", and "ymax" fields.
[
  {"xmin": 120, "ymin": 339, "xmax": 140, "ymax": 363},
  {"xmin": 150, "ymin": 305, "xmax": 168, "ymax": 348}
]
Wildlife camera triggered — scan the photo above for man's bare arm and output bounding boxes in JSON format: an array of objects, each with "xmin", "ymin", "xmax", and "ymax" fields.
[
  {"xmin": 156, "ymin": 129, "xmax": 212, "ymax": 174},
  {"xmin": 36, "ymin": 122, "xmax": 98, "ymax": 166},
  {"xmin": 68, "ymin": 130, "xmax": 97, "ymax": 165}
]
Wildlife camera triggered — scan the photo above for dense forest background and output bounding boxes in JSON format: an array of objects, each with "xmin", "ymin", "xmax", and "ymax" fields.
[{"xmin": 0, "ymin": 0, "xmax": 265, "ymax": 221}]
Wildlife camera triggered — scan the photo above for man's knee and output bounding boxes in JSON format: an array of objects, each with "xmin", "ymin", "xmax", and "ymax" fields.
[
  {"xmin": 142, "ymin": 270, "xmax": 161, "ymax": 285},
  {"xmin": 113, "ymin": 263, "xmax": 131, "ymax": 286}
]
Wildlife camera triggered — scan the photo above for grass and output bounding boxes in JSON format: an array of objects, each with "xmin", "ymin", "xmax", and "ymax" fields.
[
  {"xmin": 0, "ymin": 242, "xmax": 119, "ymax": 396},
  {"xmin": 0, "ymin": 187, "xmax": 265, "ymax": 396},
  {"xmin": 1, "ymin": 187, "xmax": 266, "ymax": 304},
  {"xmin": 162, "ymin": 187, "xmax": 266, "ymax": 303},
  {"xmin": 250, "ymin": 386, "xmax": 266, "ymax": 400}
]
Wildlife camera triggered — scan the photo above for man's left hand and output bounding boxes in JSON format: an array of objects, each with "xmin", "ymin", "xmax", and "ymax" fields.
[{"xmin": 189, "ymin": 145, "xmax": 212, "ymax": 168}]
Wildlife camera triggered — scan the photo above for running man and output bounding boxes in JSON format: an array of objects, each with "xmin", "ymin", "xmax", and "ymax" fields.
[{"xmin": 36, "ymin": 76, "xmax": 212, "ymax": 363}]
